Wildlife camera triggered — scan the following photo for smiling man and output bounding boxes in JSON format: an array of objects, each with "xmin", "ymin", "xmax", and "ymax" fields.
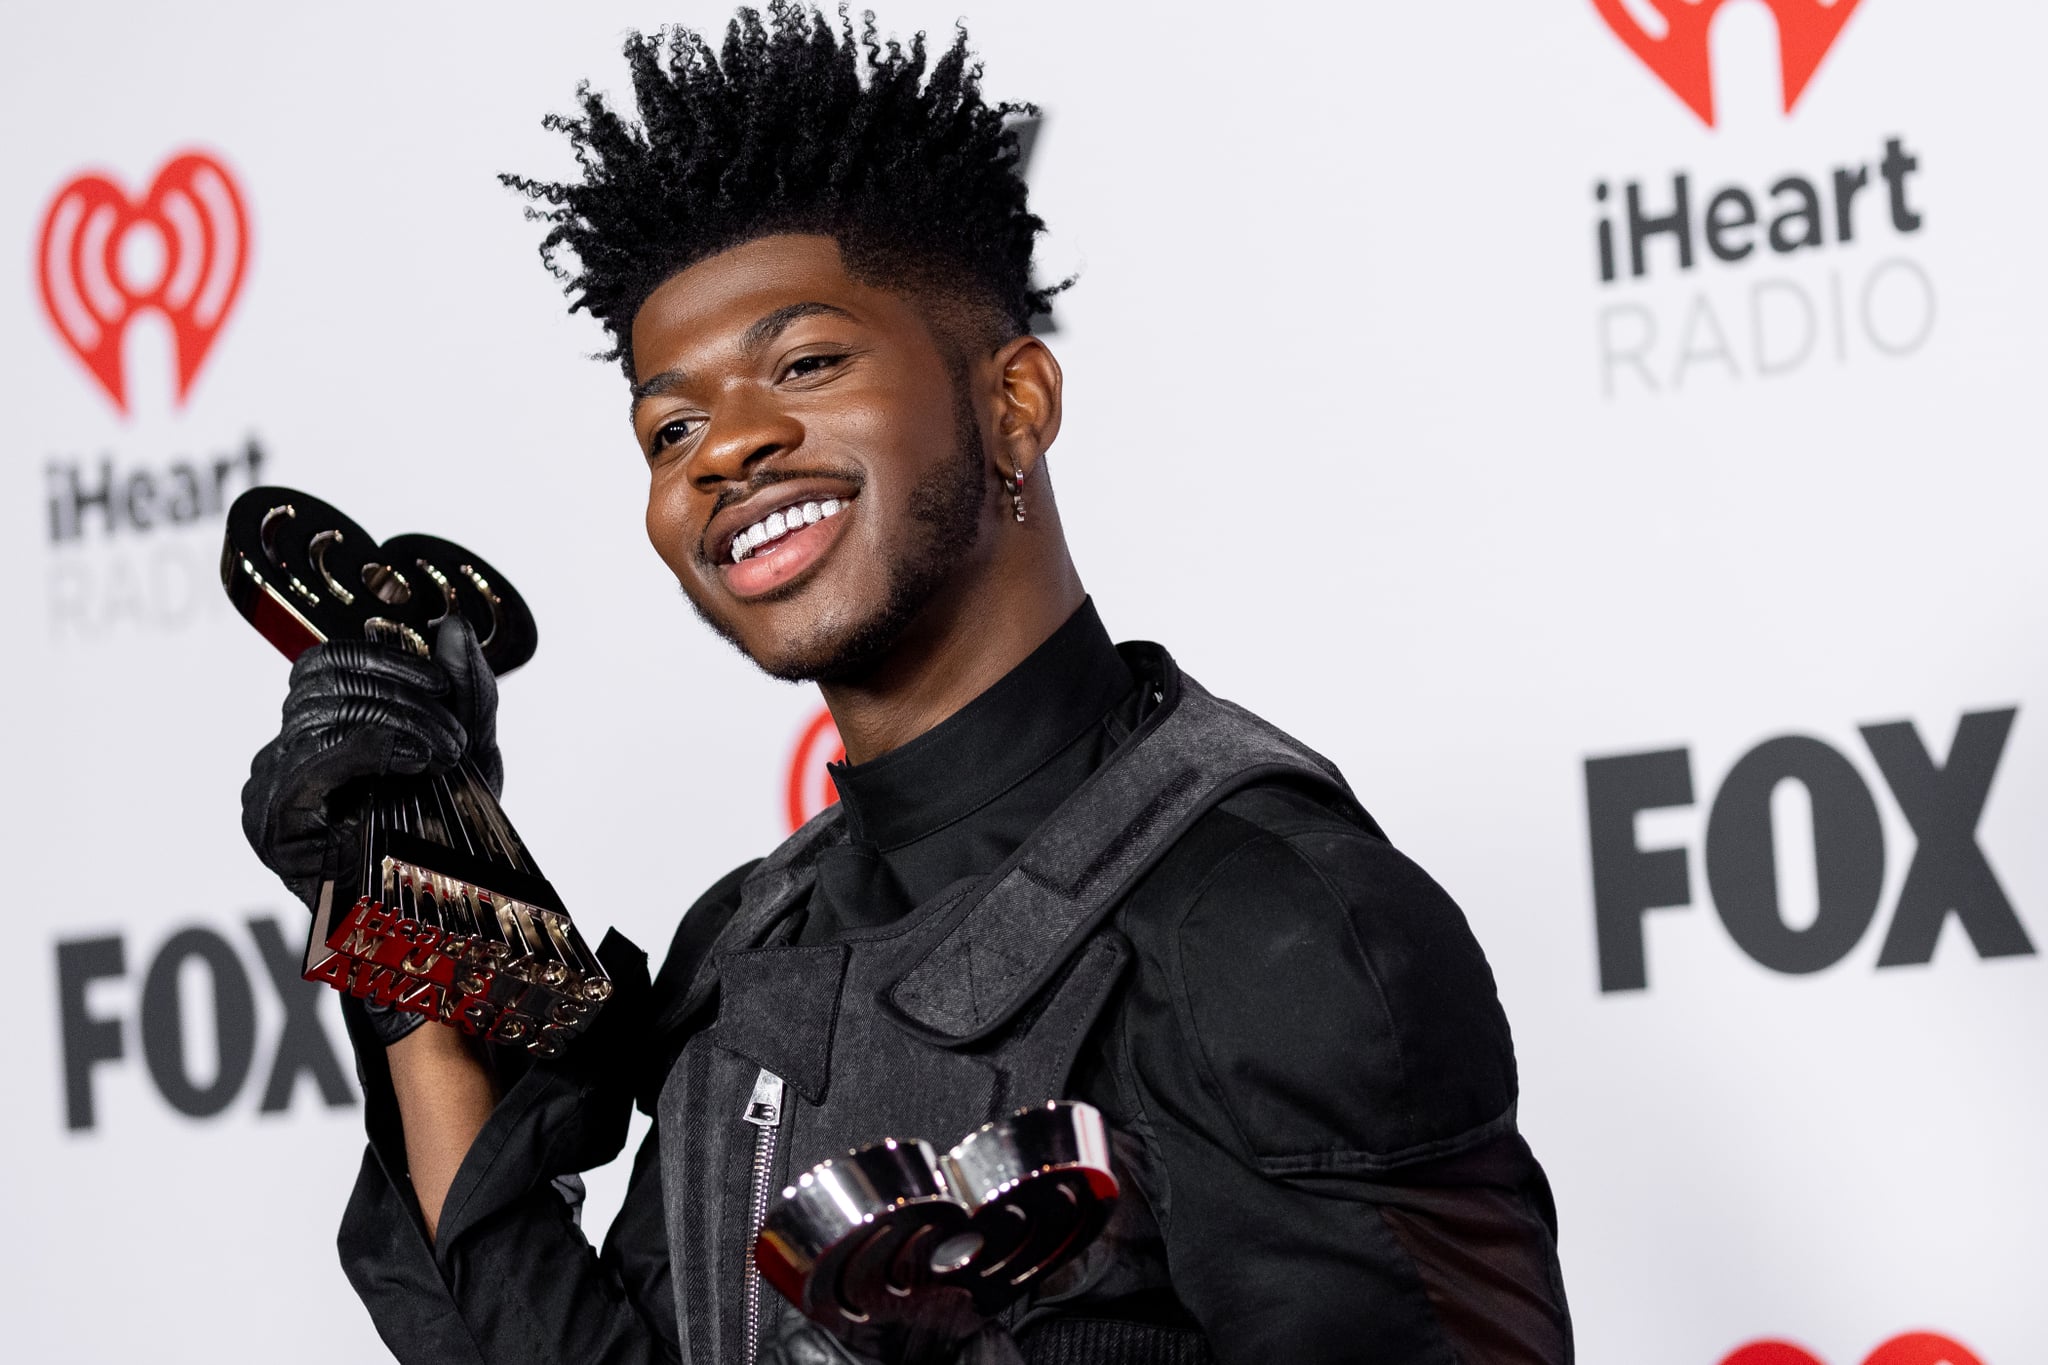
[
  {"xmin": 241, "ymin": 6, "xmax": 1572, "ymax": 1363},
  {"xmin": 625, "ymin": 234, "xmax": 1083, "ymax": 728}
]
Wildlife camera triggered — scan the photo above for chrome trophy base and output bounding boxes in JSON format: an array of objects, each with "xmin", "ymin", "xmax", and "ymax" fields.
[{"xmin": 757, "ymin": 1101, "xmax": 1118, "ymax": 1340}]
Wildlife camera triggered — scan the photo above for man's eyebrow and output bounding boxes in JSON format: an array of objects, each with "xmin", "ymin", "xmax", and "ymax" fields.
[
  {"xmin": 743, "ymin": 301, "xmax": 856, "ymax": 352},
  {"xmin": 629, "ymin": 302, "xmax": 857, "ymax": 415},
  {"xmin": 629, "ymin": 369, "xmax": 691, "ymax": 412}
]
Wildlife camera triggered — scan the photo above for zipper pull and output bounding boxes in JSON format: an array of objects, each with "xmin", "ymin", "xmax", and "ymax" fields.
[
  {"xmin": 744, "ymin": 1068, "xmax": 784, "ymax": 1127},
  {"xmin": 740, "ymin": 1067, "xmax": 787, "ymax": 1365}
]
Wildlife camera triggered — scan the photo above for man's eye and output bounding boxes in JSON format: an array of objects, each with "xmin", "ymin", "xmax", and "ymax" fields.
[
  {"xmin": 785, "ymin": 353, "xmax": 846, "ymax": 380},
  {"xmin": 650, "ymin": 417, "xmax": 700, "ymax": 454}
]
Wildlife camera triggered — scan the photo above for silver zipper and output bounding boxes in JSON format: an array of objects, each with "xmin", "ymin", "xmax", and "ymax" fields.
[{"xmin": 740, "ymin": 1067, "xmax": 786, "ymax": 1365}]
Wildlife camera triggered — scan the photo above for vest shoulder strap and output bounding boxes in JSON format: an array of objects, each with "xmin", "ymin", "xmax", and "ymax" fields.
[
  {"xmin": 885, "ymin": 642, "xmax": 1377, "ymax": 1044},
  {"xmin": 661, "ymin": 802, "xmax": 846, "ymax": 1031}
]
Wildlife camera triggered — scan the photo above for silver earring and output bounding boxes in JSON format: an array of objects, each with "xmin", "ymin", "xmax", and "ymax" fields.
[{"xmin": 1009, "ymin": 457, "xmax": 1027, "ymax": 523}]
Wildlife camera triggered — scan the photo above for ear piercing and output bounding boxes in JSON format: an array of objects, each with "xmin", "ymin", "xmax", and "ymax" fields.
[{"xmin": 1010, "ymin": 455, "xmax": 1028, "ymax": 523}]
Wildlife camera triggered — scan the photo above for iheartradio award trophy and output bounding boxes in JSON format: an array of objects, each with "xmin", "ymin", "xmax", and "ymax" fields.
[
  {"xmin": 758, "ymin": 1101, "xmax": 1118, "ymax": 1351},
  {"xmin": 222, "ymin": 487, "xmax": 610, "ymax": 1057}
]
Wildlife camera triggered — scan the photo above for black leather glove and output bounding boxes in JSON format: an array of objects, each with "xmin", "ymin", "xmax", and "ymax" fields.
[
  {"xmin": 242, "ymin": 616, "xmax": 501, "ymax": 1043},
  {"xmin": 242, "ymin": 614, "xmax": 502, "ymax": 909}
]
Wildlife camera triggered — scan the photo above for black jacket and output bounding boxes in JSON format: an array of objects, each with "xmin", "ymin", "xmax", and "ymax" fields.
[{"xmin": 335, "ymin": 602, "xmax": 1572, "ymax": 1363}]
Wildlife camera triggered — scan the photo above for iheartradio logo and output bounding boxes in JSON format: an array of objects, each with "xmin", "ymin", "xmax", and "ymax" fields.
[
  {"xmin": 786, "ymin": 705, "xmax": 845, "ymax": 832},
  {"xmin": 36, "ymin": 151, "xmax": 249, "ymax": 415},
  {"xmin": 1592, "ymin": 0, "xmax": 1864, "ymax": 126}
]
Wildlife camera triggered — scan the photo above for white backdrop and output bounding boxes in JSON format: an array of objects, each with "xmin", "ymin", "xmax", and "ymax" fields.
[{"xmin": 4, "ymin": 4, "xmax": 2042, "ymax": 1364}]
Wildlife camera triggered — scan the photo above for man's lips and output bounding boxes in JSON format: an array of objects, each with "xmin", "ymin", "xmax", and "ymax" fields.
[
  {"xmin": 704, "ymin": 477, "xmax": 861, "ymax": 566},
  {"xmin": 713, "ymin": 490, "xmax": 858, "ymax": 599}
]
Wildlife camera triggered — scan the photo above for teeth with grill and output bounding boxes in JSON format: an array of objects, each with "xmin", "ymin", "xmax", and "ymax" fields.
[{"xmin": 732, "ymin": 498, "xmax": 843, "ymax": 562}]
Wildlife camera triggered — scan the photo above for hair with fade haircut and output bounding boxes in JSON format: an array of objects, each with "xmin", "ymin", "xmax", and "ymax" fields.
[{"xmin": 504, "ymin": 2, "xmax": 1064, "ymax": 375}]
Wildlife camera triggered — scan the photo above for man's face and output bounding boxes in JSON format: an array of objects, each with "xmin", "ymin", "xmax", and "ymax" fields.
[{"xmin": 629, "ymin": 234, "xmax": 993, "ymax": 681}]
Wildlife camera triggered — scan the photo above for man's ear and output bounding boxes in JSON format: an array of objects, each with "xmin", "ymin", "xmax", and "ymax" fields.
[{"xmin": 990, "ymin": 334, "xmax": 1062, "ymax": 478}]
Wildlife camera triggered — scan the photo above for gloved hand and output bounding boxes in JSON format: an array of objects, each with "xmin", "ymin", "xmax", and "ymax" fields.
[
  {"xmin": 242, "ymin": 615, "xmax": 501, "ymax": 1043},
  {"xmin": 242, "ymin": 614, "xmax": 502, "ymax": 909}
]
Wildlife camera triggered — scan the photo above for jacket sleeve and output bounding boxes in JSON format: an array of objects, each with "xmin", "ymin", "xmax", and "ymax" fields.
[
  {"xmin": 336, "ymin": 1039, "xmax": 679, "ymax": 1365},
  {"xmin": 334, "ymin": 862, "xmax": 757, "ymax": 1364},
  {"xmin": 1122, "ymin": 796, "xmax": 1573, "ymax": 1364}
]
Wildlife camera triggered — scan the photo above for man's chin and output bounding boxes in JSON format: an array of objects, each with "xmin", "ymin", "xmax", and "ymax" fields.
[{"xmin": 682, "ymin": 588, "xmax": 899, "ymax": 685}]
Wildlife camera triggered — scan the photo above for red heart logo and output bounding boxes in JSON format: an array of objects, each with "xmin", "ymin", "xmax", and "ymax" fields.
[
  {"xmin": 1721, "ymin": 1332, "xmax": 1986, "ymax": 1365},
  {"xmin": 1590, "ymin": 0, "xmax": 1864, "ymax": 127},
  {"xmin": 36, "ymin": 150, "xmax": 249, "ymax": 415},
  {"xmin": 1862, "ymin": 1334, "xmax": 1987, "ymax": 1365},
  {"xmin": 785, "ymin": 704, "xmax": 845, "ymax": 832}
]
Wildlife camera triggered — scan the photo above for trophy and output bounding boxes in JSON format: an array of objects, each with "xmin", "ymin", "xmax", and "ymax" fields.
[
  {"xmin": 222, "ymin": 486, "xmax": 609, "ymax": 1056},
  {"xmin": 758, "ymin": 1101, "xmax": 1118, "ymax": 1346}
]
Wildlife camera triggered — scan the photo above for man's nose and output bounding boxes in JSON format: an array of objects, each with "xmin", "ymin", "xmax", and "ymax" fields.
[{"xmin": 693, "ymin": 389, "xmax": 804, "ymax": 488}]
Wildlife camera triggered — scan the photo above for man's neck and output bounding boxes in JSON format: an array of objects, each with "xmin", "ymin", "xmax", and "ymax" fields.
[{"xmin": 821, "ymin": 540, "xmax": 1084, "ymax": 765}]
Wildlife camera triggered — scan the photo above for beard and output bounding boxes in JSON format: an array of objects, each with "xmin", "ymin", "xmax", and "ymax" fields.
[{"xmin": 685, "ymin": 383, "xmax": 989, "ymax": 684}]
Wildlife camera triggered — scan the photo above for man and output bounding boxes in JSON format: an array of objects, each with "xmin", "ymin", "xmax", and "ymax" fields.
[{"xmin": 242, "ymin": 6, "xmax": 1572, "ymax": 1361}]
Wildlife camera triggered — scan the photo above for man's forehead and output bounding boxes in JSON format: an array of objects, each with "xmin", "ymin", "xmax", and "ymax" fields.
[
  {"xmin": 628, "ymin": 235, "xmax": 880, "ymax": 378},
  {"xmin": 637, "ymin": 236, "xmax": 857, "ymax": 327}
]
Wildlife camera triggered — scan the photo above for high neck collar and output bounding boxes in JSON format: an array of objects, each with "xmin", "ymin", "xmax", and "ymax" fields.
[{"xmin": 827, "ymin": 598, "xmax": 1132, "ymax": 852}]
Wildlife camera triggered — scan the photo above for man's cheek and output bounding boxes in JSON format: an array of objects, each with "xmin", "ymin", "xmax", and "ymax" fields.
[
  {"xmin": 643, "ymin": 499, "xmax": 666, "ymax": 556},
  {"xmin": 644, "ymin": 494, "xmax": 692, "ymax": 571}
]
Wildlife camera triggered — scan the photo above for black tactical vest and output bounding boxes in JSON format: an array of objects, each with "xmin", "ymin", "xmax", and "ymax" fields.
[{"xmin": 655, "ymin": 644, "xmax": 1376, "ymax": 1363}]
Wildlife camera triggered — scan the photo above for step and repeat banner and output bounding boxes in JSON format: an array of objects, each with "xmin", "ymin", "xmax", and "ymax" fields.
[{"xmin": 4, "ymin": 3, "xmax": 2040, "ymax": 1363}]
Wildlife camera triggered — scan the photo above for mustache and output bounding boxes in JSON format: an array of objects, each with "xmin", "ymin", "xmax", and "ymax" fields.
[{"xmin": 706, "ymin": 465, "xmax": 866, "ymax": 522}]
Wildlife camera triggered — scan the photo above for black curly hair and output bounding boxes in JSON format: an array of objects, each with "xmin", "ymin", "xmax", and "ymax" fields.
[{"xmin": 504, "ymin": 3, "xmax": 1061, "ymax": 376}]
